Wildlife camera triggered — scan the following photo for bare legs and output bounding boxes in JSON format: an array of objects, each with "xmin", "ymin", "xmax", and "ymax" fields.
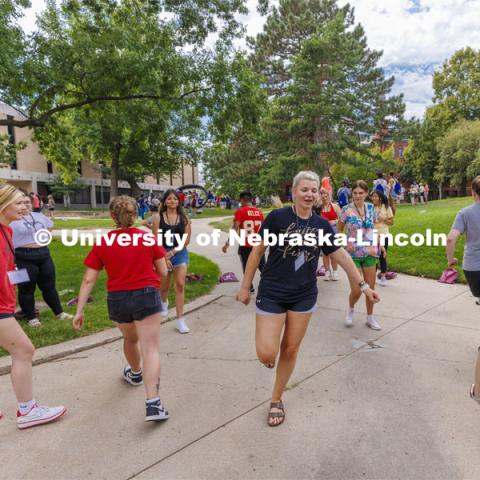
[
  {"xmin": 116, "ymin": 314, "xmax": 162, "ymax": 399},
  {"xmin": 0, "ymin": 317, "xmax": 35, "ymax": 403},
  {"xmin": 256, "ymin": 311, "xmax": 312, "ymax": 425},
  {"xmin": 348, "ymin": 266, "xmax": 376, "ymax": 315},
  {"xmin": 160, "ymin": 265, "xmax": 187, "ymax": 318}
]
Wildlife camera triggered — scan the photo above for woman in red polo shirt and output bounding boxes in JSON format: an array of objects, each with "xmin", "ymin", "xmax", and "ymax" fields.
[
  {"xmin": 72, "ymin": 196, "xmax": 169, "ymax": 422},
  {"xmin": 0, "ymin": 184, "xmax": 66, "ymax": 428}
]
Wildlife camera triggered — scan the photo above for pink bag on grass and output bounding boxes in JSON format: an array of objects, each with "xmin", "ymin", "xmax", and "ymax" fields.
[{"xmin": 438, "ymin": 268, "xmax": 458, "ymax": 284}]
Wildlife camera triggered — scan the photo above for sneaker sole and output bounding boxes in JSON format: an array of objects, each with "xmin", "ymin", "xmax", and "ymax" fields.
[
  {"xmin": 123, "ymin": 376, "xmax": 143, "ymax": 386},
  {"xmin": 145, "ymin": 414, "xmax": 169, "ymax": 422},
  {"xmin": 345, "ymin": 322, "xmax": 353, "ymax": 328},
  {"xmin": 175, "ymin": 328, "xmax": 190, "ymax": 334},
  {"xmin": 17, "ymin": 407, "xmax": 66, "ymax": 430},
  {"xmin": 366, "ymin": 322, "xmax": 381, "ymax": 331}
]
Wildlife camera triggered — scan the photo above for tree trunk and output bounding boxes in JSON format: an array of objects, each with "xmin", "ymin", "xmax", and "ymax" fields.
[
  {"xmin": 110, "ymin": 143, "xmax": 121, "ymax": 198},
  {"xmin": 438, "ymin": 182, "xmax": 443, "ymax": 200}
]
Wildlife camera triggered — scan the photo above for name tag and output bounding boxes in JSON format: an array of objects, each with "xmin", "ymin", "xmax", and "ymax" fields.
[{"xmin": 7, "ymin": 269, "xmax": 30, "ymax": 285}]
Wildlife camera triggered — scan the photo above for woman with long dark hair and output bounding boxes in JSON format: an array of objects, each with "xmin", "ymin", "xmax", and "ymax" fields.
[
  {"xmin": 371, "ymin": 190, "xmax": 394, "ymax": 287},
  {"xmin": 0, "ymin": 184, "xmax": 66, "ymax": 428},
  {"xmin": 154, "ymin": 189, "xmax": 192, "ymax": 334}
]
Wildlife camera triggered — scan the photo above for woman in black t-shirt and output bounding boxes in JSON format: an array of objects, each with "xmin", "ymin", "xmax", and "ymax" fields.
[{"xmin": 237, "ymin": 171, "xmax": 380, "ymax": 427}]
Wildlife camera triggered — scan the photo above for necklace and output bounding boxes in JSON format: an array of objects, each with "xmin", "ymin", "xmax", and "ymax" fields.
[{"xmin": 165, "ymin": 210, "xmax": 179, "ymax": 226}]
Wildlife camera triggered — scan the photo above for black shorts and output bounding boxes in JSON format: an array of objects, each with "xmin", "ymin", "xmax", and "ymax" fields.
[
  {"xmin": 107, "ymin": 286, "xmax": 162, "ymax": 324},
  {"xmin": 0, "ymin": 312, "xmax": 14, "ymax": 319},
  {"xmin": 464, "ymin": 270, "xmax": 480, "ymax": 298},
  {"xmin": 255, "ymin": 294, "xmax": 317, "ymax": 315}
]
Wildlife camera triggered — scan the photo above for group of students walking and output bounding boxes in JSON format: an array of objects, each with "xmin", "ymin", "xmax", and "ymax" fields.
[{"xmin": 1, "ymin": 173, "xmax": 479, "ymax": 429}]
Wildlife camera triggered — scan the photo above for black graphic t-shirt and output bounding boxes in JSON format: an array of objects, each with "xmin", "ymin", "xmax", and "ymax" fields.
[{"xmin": 257, "ymin": 207, "xmax": 339, "ymax": 302}]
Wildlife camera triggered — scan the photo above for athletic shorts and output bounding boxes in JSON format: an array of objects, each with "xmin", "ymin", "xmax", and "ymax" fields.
[
  {"xmin": 255, "ymin": 294, "xmax": 317, "ymax": 315},
  {"xmin": 352, "ymin": 256, "xmax": 378, "ymax": 269},
  {"xmin": 168, "ymin": 248, "xmax": 189, "ymax": 268},
  {"xmin": 464, "ymin": 270, "xmax": 480, "ymax": 298},
  {"xmin": 0, "ymin": 312, "xmax": 14, "ymax": 319},
  {"xmin": 107, "ymin": 286, "xmax": 161, "ymax": 324}
]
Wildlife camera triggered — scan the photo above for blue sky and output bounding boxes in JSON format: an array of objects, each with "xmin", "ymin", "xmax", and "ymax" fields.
[{"xmin": 21, "ymin": 0, "xmax": 480, "ymax": 119}]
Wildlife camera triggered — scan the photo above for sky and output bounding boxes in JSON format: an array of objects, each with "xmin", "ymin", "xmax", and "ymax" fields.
[{"xmin": 20, "ymin": 0, "xmax": 480, "ymax": 119}]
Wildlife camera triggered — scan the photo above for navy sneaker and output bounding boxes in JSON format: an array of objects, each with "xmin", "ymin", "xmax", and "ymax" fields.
[
  {"xmin": 145, "ymin": 398, "xmax": 169, "ymax": 422},
  {"xmin": 123, "ymin": 366, "xmax": 143, "ymax": 386}
]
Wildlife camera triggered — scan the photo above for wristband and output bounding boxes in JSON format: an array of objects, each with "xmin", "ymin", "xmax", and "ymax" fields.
[{"xmin": 359, "ymin": 280, "xmax": 369, "ymax": 292}]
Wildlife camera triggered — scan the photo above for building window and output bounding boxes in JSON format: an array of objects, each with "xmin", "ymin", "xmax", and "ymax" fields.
[
  {"xmin": 6, "ymin": 115, "xmax": 17, "ymax": 169},
  {"xmin": 47, "ymin": 161, "xmax": 53, "ymax": 174},
  {"xmin": 398, "ymin": 145, "xmax": 404, "ymax": 159},
  {"xmin": 77, "ymin": 161, "xmax": 82, "ymax": 175}
]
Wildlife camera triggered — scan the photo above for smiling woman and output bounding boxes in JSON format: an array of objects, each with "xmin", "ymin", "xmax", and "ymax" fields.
[{"xmin": 236, "ymin": 171, "xmax": 380, "ymax": 427}]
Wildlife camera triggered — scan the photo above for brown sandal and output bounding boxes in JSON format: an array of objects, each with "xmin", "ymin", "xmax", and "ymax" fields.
[{"xmin": 268, "ymin": 400, "xmax": 285, "ymax": 427}]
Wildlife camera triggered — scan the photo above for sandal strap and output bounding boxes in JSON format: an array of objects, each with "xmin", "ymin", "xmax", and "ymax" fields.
[
  {"xmin": 268, "ymin": 412, "xmax": 285, "ymax": 418},
  {"xmin": 270, "ymin": 400, "xmax": 284, "ymax": 410}
]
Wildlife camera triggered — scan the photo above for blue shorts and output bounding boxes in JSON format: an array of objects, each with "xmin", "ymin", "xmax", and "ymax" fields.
[
  {"xmin": 168, "ymin": 248, "xmax": 189, "ymax": 268},
  {"xmin": 255, "ymin": 295, "xmax": 317, "ymax": 315},
  {"xmin": 107, "ymin": 286, "xmax": 161, "ymax": 323},
  {"xmin": 0, "ymin": 312, "xmax": 14, "ymax": 319}
]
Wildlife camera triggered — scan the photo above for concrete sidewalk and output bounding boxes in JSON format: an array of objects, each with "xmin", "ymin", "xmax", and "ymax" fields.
[{"xmin": 1, "ymin": 217, "xmax": 480, "ymax": 479}]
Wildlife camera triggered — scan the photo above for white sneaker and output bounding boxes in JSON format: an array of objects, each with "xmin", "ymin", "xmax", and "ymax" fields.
[
  {"xmin": 345, "ymin": 308, "xmax": 354, "ymax": 327},
  {"xmin": 27, "ymin": 318, "xmax": 41, "ymax": 328},
  {"xmin": 324, "ymin": 270, "xmax": 331, "ymax": 281},
  {"xmin": 331, "ymin": 270, "xmax": 339, "ymax": 281},
  {"xmin": 160, "ymin": 301, "xmax": 169, "ymax": 319},
  {"xmin": 175, "ymin": 317, "xmax": 190, "ymax": 334},
  {"xmin": 379, "ymin": 276, "xmax": 387, "ymax": 287},
  {"xmin": 57, "ymin": 312, "xmax": 73, "ymax": 320},
  {"xmin": 17, "ymin": 403, "xmax": 66, "ymax": 429},
  {"xmin": 366, "ymin": 316, "xmax": 381, "ymax": 331}
]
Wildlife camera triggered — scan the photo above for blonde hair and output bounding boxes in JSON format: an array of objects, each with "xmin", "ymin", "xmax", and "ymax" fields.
[
  {"xmin": 0, "ymin": 184, "xmax": 22, "ymax": 213},
  {"xmin": 109, "ymin": 195, "xmax": 137, "ymax": 228},
  {"xmin": 292, "ymin": 171, "xmax": 320, "ymax": 190}
]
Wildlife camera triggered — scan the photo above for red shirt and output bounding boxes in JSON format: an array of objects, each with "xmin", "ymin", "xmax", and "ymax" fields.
[
  {"xmin": 234, "ymin": 206, "xmax": 265, "ymax": 247},
  {"xmin": 177, "ymin": 192, "xmax": 185, "ymax": 204},
  {"xmin": 320, "ymin": 203, "xmax": 338, "ymax": 222},
  {"xmin": 0, "ymin": 225, "xmax": 16, "ymax": 314},
  {"xmin": 83, "ymin": 228, "xmax": 166, "ymax": 292}
]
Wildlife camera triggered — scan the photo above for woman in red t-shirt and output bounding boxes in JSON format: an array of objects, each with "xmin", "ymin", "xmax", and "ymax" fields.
[
  {"xmin": 0, "ymin": 184, "xmax": 66, "ymax": 428},
  {"xmin": 72, "ymin": 196, "xmax": 169, "ymax": 422},
  {"xmin": 317, "ymin": 188, "xmax": 342, "ymax": 281}
]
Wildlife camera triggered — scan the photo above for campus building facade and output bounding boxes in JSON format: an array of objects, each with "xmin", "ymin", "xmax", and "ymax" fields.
[{"xmin": 0, "ymin": 102, "xmax": 199, "ymax": 207}]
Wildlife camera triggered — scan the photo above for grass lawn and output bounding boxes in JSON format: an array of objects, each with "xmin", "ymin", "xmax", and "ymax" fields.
[
  {"xmin": 210, "ymin": 198, "xmax": 473, "ymax": 282},
  {"xmin": 388, "ymin": 198, "xmax": 471, "ymax": 282},
  {"xmin": 0, "ymin": 240, "xmax": 220, "ymax": 358}
]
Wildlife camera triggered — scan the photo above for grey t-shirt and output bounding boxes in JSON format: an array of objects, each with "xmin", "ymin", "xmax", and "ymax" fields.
[
  {"xmin": 10, "ymin": 212, "xmax": 53, "ymax": 248},
  {"xmin": 452, "ymin": 203, "xmax": 480, "ymax": 271}
]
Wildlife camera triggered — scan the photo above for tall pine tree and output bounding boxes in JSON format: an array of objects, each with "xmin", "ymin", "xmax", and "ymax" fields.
[{"xmin": 249, "ymin": 0, "xmax": 404, "ymax": 187}]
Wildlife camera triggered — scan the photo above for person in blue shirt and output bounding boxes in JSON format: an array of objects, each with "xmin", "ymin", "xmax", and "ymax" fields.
[{"xmin": 237, "ymin": 171, "xmax": 380, "ymax": 427}]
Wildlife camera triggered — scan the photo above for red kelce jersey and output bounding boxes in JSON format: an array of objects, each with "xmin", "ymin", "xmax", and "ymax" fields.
[{"xmin": 234, "ymin": 206, "xmax": 264, "ymax": 247}]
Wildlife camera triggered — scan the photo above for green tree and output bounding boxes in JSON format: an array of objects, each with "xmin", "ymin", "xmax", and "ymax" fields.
[
  {"xmin": 433, "ymin": 47, "xmax": 480, "ymax": 121},
  {"xmin": 248, "ymin": 0, "xmax": 403, "ymax": 191},
  {"xmin": 0, "ymin": 0, "xmax": 248, "ymax": 128},
  {"xmin": 436, "ymin": 119, "xmax": 480, "ymax": 192}
]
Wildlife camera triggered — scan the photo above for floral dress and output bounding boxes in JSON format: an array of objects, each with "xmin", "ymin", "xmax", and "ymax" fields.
[{"xmin": 340, "ymin": 202, "xmax": 380, "ymax": 259}]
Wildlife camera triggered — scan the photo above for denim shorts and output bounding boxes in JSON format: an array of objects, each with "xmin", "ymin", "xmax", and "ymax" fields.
[
  {"xmin": 255, "ymin": 295, "xmax": 317, "ymax": 315},
  {"xmin": 168, "ymin": 248, "xmax": 189, "ymax": 268},
  {"xmin": 0, "ymin": 312, "xmax": 14, "ymax": 320},
  {"xmin": 107, "ymin": 286, "xmax": 161, "ymax": 323}
]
